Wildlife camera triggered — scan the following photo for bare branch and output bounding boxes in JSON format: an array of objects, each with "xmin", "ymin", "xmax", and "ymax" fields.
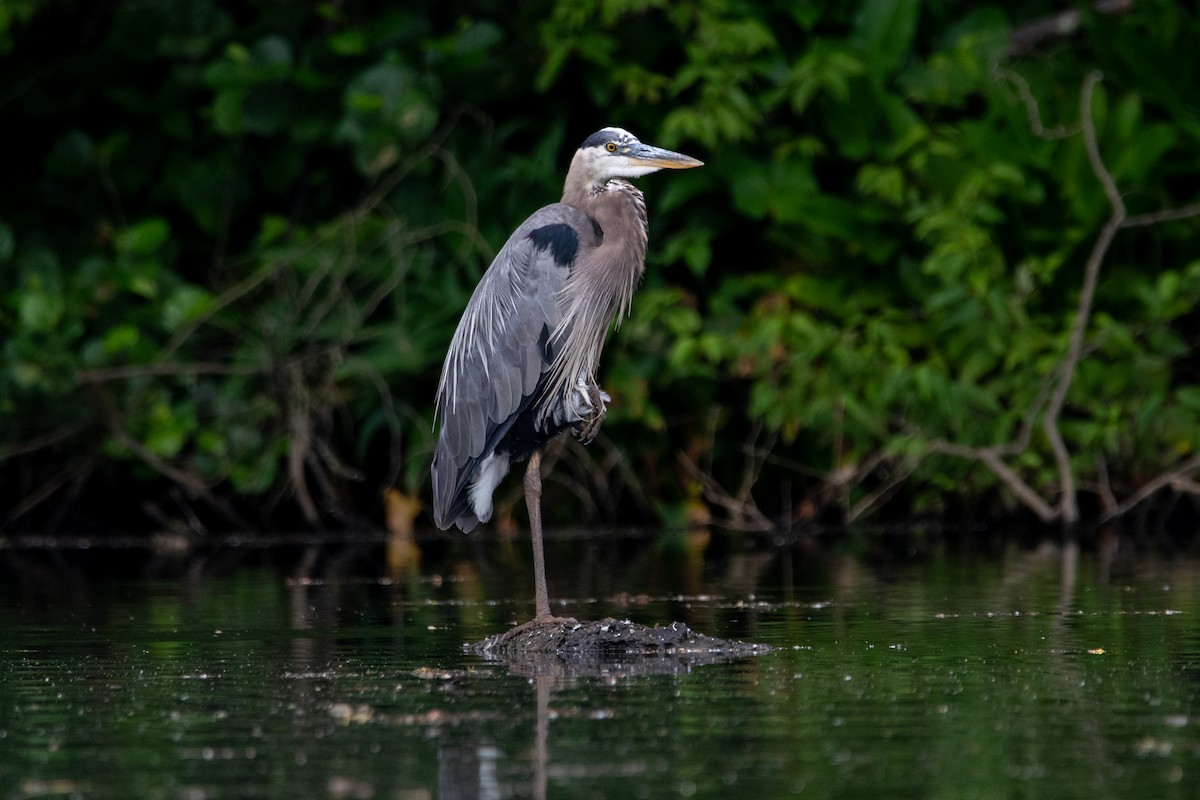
[
  {"xmin": 1093, "ymin": 451, "xmax": 1117, "ymax": 513},
  {"xmin": 1169, "ymin": 476, "xmax": 1200, "ymax": 495},
  {"xmin": 594, "ymin": 435, "xmax": 653, "ymax": 518},
  {"xmin": 77, "ymin": 361, "xmax": 264, "ymax": 384},
  {"xmin": 1080, "ymin": 72, "xmax": 1124, "ymax": 215},
  {"xmin": 1100, "ymin": 452, "xmax": 1200, "ymax": 522},
  {"xmin": 312, "ymin": 435, "xmax": 364, "ymax": 482},
  {"xmin": 845, "ymin": 458, "xmax": 918, "ymax": 523},
  {"xmin": 284, "ymin": 361, "xmax": 320, "ymax": 525},
  {"xmin": 0, "ymin": 422, "xmax": 88, "ymax": 461},
  {"xmin": 1038, "ymin": 73, "xmax": 1122, "ymax": 524},
  {"xmin": 85, "ymin": 384, "xmax": 250, "ymax": 529},
  {"xmin": 545, "ymin": 445, "xmax": 603, "ymax": 522},
  {"xmin": 676, "ymin": 451, "xmax": 773, "ymax": 532},
  {"xmin": 5, "ymin": 458, "xmax": 91, "ymax": 523},
  {"xmin": 158, "ymin": 262, "xmax": 276, "ymax": 364},
  {"xmin": 991, "ymin": 64, "xmax": 1080, "ymax": 140},
  {"xmin": 1009, "ymin": 0, "xmax": 1133, "ymax": 58},
  {"xmin": 821, "ymin": 449, "xmax": 887, "ymax": 503},
  {"xmin": 1123, "ymin": 202, "xmax": 1200, "ymax": 229},
  {"xmin": 735, "ymin": 421, "xmax": 774, "ymax": 506},
  {"xmin": 1010, "ymin": 363, "xmax": 1057, "ymax": 454},
  {"xmin": 928, "ymin": 440, "xmax": 1058, "ymax": 522},
  {"xmin": 909, "ymin": 67, "xmax": 1200, "ymax": 526}
]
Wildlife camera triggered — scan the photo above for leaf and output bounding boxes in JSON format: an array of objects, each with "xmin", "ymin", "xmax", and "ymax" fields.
[
  {"xmin": 252, "ymin": 35, "xmax": 292, "ymax": 73},
  {"xmin": 18, "ymin": 290, "xmax": 63, "ymax": 333},
  {"xmin": 852, "ymin": 0, "xmax": 921, "ymax": 77},
  {"xmin": 452, "ymin": 20, "xmax": 502, "ymax": 54},
  {"xmin": 144, "ymin": 400, "xmax": 192, "ymax": 459},
  {"xmin": 103, "ymin": 323, "xmax": 141, "ymax": 354},
  {"xmin": 257, "ymin": 215, "xmax": 290, "ymax": 245},
  {"xmin": 115, "ymin": 218, "xmax": 170, "ymax": 257},
  {"xmin": 857, "ymin": 164, "xmax": 906, "ymax": 205},
  {"xmin": 212, "ymin": 89, "xmax": 244, "ymax": 135},
  {"xmin": 1176, "ymin": 387, "xmax": 1200, "ymax": 413},
  {"xmin": 729, "ymin": 158, "xmax": 818, "ymax": 222},
  {"xmin": 330, "ymin": 29, "xmax": 366, "ymax": 56},
  {"xmin": 204, "ymin": 59, "xmax": 252, "ymax": 90},
  {"xmin": 162, "ymin": 285, "xmax": 213, "ymax": 332}
]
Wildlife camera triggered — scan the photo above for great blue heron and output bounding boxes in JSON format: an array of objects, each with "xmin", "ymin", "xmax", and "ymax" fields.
[{"xmin": 431, "ymin": 127, "xmax": 702, "ymax": 624}]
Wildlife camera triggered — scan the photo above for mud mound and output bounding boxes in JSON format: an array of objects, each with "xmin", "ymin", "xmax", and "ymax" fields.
[{"xmin": 467, "ymin": 617, "xmax": 770, "ymax": 677}]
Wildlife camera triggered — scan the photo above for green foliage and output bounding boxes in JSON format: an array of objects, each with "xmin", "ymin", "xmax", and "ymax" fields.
[
  {"xmin": 532, "ymin": 0, "xmax": 1200, "ymax": 522},
  {"xmin": 3, "ymin": 1, "xmax": 1200, "ymax": 530}
]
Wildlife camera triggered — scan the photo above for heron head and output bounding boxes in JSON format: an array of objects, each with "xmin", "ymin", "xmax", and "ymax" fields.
[{"xmin": 574, "ymin": 127, "xmax": 703, "ymax": 185}]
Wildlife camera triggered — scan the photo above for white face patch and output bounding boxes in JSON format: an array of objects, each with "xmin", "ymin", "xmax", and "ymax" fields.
[
  {"xmin": 579, "ymin": 129, "xmax": 662, "ymax": 184},
  {"xmin": 568, "ymin": 126, "xmax": 700, "ymax": 193},
  {"xmin": 602, "ymin": 160, "xmax": 661, "ymax": 180}
]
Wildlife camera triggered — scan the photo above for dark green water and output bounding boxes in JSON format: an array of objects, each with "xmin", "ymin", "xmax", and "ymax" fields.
[{"xmin": 1, "ymin": 531, "xmax": 1197, "ymax": 799}]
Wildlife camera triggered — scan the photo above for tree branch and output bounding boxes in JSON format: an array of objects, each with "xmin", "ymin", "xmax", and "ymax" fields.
[
  {"xmin": 845, "ymin": 457, "xmax": 918, "ymax": 523},
  {"xmin": 85, "ymin": 383, "xmax": 250, "ymax": 530},
  {"xmin": 991, "ymin": 63, "xmax": 1080, "ymax": 140},
  {"xmin": 1009, "ymin": 0, "xmax": 1133, "ymax": 58},
  {"xmin": 927, "ymin": 440, "xmax": 1058, "ymax": 522},
  {"xmin": 676, "ymin": 450, "xmax": 773, "ymax": 531},
  {"xmin": 1038, "ymin": 73, "xmax": 1120, "ymax": 524},
  {"xmin": 0, "ymin": 422, "xmax": 88, "ymax": 461},
  {"xmin": 979, "ymin": 70, "xmax": 1199, "ymax": 524},
  {"xmin": 1122, "ymin": 202, "xmax": 1200, "ymax": 229},
  {"xmin": 77, "ymin": 361, "xmax": 264, "ymax": 384},
  {"xmin": 1100, "ymin": 453, "xmax": 1200, "ymax": 522}
]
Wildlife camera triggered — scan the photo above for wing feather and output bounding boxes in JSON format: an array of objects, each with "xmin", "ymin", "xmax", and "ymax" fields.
[{"xmin": 432, "ymin": 203, "xmax": 598, "ymax": 530}]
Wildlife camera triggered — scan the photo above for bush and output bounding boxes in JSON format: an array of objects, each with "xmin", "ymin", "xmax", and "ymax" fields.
[{"xmin": 3, "ymin": 1, "xmax": 1200, "ymax": 533}]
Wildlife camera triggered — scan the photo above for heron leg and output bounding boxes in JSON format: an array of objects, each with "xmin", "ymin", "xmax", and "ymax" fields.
[
  {"xmin": 524, "ymin": 450, "xmax": 552, "ymax": 621},
  {"xmin": 573, "ymin": 383, "xmax": 608, "ymax": 446}
]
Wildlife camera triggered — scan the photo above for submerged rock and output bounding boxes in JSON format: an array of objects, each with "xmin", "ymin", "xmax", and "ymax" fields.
[{"xmin": 467, "ymin": 617, "xmax": 770, "ymax": 678}]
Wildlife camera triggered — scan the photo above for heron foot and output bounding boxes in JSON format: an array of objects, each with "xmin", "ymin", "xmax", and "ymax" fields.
[
  {"xmin": 499, "ymin": 615, "xmax": 581, "ymax": 642},
  {"xmin": 573, "ymin": 384, "xmax": 608, "ymax": 445}
]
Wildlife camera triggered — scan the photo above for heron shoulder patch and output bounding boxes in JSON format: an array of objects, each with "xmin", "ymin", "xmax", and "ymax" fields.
[{"xmin": 527, "ymin": 223, "xmax": 578, "ymax": 268}]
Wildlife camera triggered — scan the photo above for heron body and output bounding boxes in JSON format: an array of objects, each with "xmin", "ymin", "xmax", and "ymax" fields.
[{"xmin": 431, "ymin": 127, "xmax": 702, "ymax": 622}]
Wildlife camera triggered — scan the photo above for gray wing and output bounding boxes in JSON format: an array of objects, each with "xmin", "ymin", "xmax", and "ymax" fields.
[{"xmin": 432, "ymin": 203, "xmax": 598, "ymax": 530}]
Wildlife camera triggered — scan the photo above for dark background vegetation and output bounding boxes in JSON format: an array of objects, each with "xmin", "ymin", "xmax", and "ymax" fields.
[{"xmin": 3, "ymin": 0, "xmax": 1200, "ymax": 536}]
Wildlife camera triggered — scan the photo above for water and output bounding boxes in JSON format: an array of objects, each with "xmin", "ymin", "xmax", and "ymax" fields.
[{"xmin": 0, "ymin": 531, "xmax": 1197, "ymax": 798}]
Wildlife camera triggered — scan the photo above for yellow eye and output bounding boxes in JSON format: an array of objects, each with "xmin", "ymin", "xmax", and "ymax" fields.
[{"xmin": 605, "ymin": 142, "xmax": 617, "ymax": 152}]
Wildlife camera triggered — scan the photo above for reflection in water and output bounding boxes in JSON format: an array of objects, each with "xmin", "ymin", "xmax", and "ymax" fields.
[
  {"xmin": 0, "ymin": 530, "xmax": 1197, "ymax": 799},
  {"xmin": 438, "ymin": 743, "xmax": 502, "ymax": 800},
  {"xmin": 434, "ymin": 678, "xmax": 549, "ymax": 800},
  {"xmin": 534, "ymin": 678, "xmax": 549, "ymax": 800}
]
